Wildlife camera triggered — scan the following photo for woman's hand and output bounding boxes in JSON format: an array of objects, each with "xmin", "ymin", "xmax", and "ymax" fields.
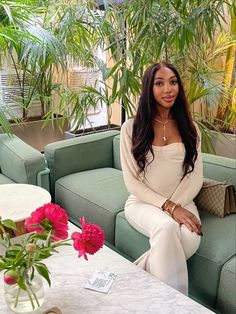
[{"xmin": 172, "ymin": 206, "xmax": 202, "ymax": 236}]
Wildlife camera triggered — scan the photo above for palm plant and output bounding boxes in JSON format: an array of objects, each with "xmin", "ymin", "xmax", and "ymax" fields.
[
  {"xmin": 0, "ymin": 0, "xmax": 41, "ymax": 132},
  {"xmin": 96, "ymin": 0, "xmax": 227, "ymax": 110},
  {"xmin": 74, "ymin": 60, "xmax": 117, "ymax": 129},
  {"xmin": 14, "ymin": 24, "xmax": 67, "ymax": 118},
  {"xmin": 215, "ymin": 1, "xmax": 236, "ymax": 132},
  {"xmin": 0, "ymin": 0, "xmax": 100, "ymax": 133},
  {"xmin": 0, "ymin": 0, "xmax": 234, "ymax": 143},
  {"xmin": 42, "ymin": 1, "xmax": 100, "ymax": 126},
  {"xmin": 174, "ymin": 29, "xmax": 236, "ymax": 151},
  {"xmin": 94, "ymin": 0, "xmax": 234, "ymax": 151}
]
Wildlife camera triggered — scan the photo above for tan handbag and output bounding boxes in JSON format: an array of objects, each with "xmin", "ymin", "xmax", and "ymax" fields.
[{"xmin": 194, "ymin": 178, "xmax": 236, "ymax": 218}]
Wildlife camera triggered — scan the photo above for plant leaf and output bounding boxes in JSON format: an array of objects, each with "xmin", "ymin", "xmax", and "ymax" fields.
[
  {"xmin": 17, "ymin": 277, "xmax": 27, "ymax": 291},
  {"xmin": 35, "ymin": 263, "xmax": 51, "ymax": 287},
  {"xmin": 2, "ymin": 219, "xmax": 17, "ymax": 230}
]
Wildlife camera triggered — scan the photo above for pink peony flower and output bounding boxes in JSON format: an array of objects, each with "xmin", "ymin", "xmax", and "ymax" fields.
[
  {"xmin": 25, "ymin": 203, "xmax": 69, "ymax": 241},
  {"xmin": 4, "ymin": 270, "xmax": 19, "ymax": 285},
  {"xmin": 71, "ymin": 217, "xmax": 104, "ymax": 260}
]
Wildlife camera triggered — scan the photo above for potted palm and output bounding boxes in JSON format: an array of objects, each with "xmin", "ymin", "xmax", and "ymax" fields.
[
  {"xmin": 210, "ymin": 2, "xmax": 236, "ymax": 158},
  {"xmin": 2, "ymin": 0, "xmax": 234, "ymax": 156},
  {"xmin": 5, "ymin": 22, "xmax": 69, "ymax": 152},
  {"xmin": 95, "ymin": 0, "xmax": 235, "ymax": 157},
  {"xmin": 64, "ymin": 60, "xmax": 121, "ymax": 138},
  {"xmin": 0, "ymin": 0, "xmax": 100, "ymax": 151}
]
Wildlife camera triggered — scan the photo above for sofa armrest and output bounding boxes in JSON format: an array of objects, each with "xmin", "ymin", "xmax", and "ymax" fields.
[
  {"xmin": 0, "ymin": 134, "xmax": 49, "ymax": 189},
  {"xmin": 44, "ymin": 130, "xmax": 120, "ymax": 196},
  {"xmin": 216, "ymin": 256, "xmax": 236, "ymax": 314}
]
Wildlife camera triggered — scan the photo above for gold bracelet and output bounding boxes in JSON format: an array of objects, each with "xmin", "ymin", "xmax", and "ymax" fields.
[
  {"xmin": 162, "ymin": 199, "xmax": 171, "ymax": 211},
  {"xmin": 170, "ymin": 203, "xmax": 181, "ymax": 216}
]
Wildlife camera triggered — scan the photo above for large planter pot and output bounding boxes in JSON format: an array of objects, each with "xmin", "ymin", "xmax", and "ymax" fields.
[
  {"xmin": 210, "ymin": 131, "xmax": 236, "ymax": 159},
  {"xmin": 11, "ymin": 117, "xmax": 69, "ymax": 152},
  {"xmin": 64, "ymin": 124, "xmax": 121, "ymax": 139}
]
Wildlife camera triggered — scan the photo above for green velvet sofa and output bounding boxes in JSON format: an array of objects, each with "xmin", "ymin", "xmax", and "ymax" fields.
[
  {"xmin": 44, "ymin": 130, "xmax": 236, "ymax": 314},
  {"xmin": 0, "ymin": 134, "xmax": 49, "ymax": 190}
]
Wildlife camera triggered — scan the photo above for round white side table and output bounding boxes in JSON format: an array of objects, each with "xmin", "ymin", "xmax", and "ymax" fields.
[{"xmin": 0, "ymin": 184, "xmax": 51, "ymax": 235}]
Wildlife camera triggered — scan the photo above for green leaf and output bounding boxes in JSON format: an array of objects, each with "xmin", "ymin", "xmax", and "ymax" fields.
[
  {"xmin": 35, "ymin": 263, "xmax": 51, "ymax": 287},
  {"xmin": 17, "ymin": 277, "xmax": 27, "ymax": 291},
  {"xmin": 2, "ymin": 219, "xmax": 17, "ymax": 230},
  {"xmin": 2, "ymin": 232, "xmax": 10, "ymax": 247},
  {"xmin": 0, "ymin": 262, "xmax": 8, "ymax": 271},
  {"xmin": 106, "ymin": 60, "xmax": 122, "ymax": 79},
  {"xmin": 0, "ymin": 110, "xmax": 13, "ymax": 134}
]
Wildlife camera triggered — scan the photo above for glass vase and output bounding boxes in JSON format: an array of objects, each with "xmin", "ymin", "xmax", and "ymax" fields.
[{"xmin": 4, "ymin": 274, "xmax": 45, "ymax": 313}]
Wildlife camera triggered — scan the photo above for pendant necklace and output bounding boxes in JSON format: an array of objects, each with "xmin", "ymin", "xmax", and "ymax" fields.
[{"xmin": 154, "ymin": 118, "xmax": 170, "ymax": 142}]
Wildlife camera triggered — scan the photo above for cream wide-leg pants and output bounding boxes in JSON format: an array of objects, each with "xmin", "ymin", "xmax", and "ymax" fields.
[{"xmin": 125, "ymin": 196, "xmax": 201, "ymax": 295}]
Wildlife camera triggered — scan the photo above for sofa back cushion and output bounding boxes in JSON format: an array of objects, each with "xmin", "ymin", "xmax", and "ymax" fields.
[
  {"xmin": 45, "ymin": 130, "xmax": 120, "ymax": 197},
  {"xmin": 0, "ymin": 174, "xmax": 14, "ymax": 184},
  {"xmin": 202, "ymin": 153, "xmax": 236, "ymax": 188},
  {"xmin": 112, "ymin": 135, "xmax": 236, "ymax": 186}
]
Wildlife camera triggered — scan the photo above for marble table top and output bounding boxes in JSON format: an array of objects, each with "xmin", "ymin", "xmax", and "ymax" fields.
[
  {"xmin": 0, "ymin": 223, "xmax": 213, "ymax": 314},
  {"xmin": 0, "ymin": 184, "xmax": 51, "ymax": 222}
]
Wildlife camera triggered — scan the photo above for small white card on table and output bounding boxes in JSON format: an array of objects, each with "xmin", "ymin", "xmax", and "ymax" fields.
[{"xmin": 84, "ymin": 270, "xmax": 116, "ymax": 293}]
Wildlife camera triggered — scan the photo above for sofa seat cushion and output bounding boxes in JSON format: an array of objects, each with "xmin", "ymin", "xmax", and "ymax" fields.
[
  {"xmin": 55, "ymin": 167, "xmax": 129, "ymax": 244},
  {"xmin": 216, "ymin": 256, "xmax": 236, "ymax": 314},
  {"xmin": 0, "ymin": 174, "xmax": 14, "ymax": 184},
  {"xmin": 115, "ymin": 210, "xmax": 236, "ymax": 310}
]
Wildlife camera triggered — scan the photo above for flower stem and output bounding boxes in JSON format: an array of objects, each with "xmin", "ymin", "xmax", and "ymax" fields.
[
  {"xmin": 28, "ymin": 282, "xmax": 40, "ymax": 308},
  {"xmin": 13, "ymin": 286, "xmax": 21, "ymax": 308},
  {"xmin": 26, "ymin": 286, "xmax": 36, "ymax": 310}
]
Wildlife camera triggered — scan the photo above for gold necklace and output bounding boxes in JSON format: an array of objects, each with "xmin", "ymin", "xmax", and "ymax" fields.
[{"xmin": 154, "ymin": 118, "xmax": 170, "ymax": 142}]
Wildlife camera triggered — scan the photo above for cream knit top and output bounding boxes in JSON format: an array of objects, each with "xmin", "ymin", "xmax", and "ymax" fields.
[{"xmin": 120, "ymin": 119, "xmax": 203, "ymax": 208}]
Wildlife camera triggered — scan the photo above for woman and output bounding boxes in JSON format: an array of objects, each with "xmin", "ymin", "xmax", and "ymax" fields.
[{"xmin": 120, "ymin": 61, "xmax": 203, "ymax": 295}]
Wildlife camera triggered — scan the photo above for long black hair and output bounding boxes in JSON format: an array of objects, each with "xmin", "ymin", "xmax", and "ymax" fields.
[{"xmin": 132, "ymin": 61, "xmax": 198, "ymax": 178}]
